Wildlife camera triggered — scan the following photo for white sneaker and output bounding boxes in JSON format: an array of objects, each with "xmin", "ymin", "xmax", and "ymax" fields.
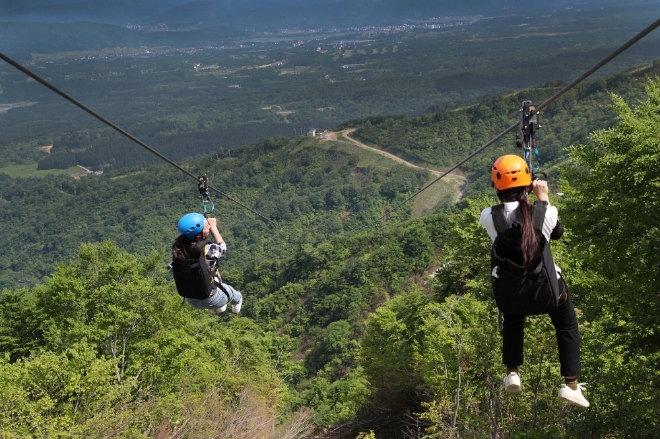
[
  {"xmin": 558, "ymin": 383, "xmax": 590, "ymax": 407},
  {"xmin": 216, "ymin": 304, "xmax": 227, "ymax": 312},
  {"xmin": 503, "ymin": 372, "xmax": 522, "ymax": 393},
  {"xmin": 232, "ymin": 298, "xmax": 243, "ymax": 314}
]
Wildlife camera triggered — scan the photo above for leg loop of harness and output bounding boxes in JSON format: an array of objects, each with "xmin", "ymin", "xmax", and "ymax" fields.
[{"xmin": 214, "ymin": 273, "xmax": 234, "ymax": 303}]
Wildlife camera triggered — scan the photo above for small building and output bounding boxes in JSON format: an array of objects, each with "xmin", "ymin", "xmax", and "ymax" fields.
[{"xmin": 307, "ymin": 127, "xmax": 320, "ymax": 136}]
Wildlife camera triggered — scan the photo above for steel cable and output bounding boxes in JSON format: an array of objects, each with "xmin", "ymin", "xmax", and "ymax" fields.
[
  {"xmin": 0, "ymin": 51, "xmax": 277, "ymax": 226},
  {"xmin": 382, "ymin": 17, "xmax": 660, "ymax": 220}
]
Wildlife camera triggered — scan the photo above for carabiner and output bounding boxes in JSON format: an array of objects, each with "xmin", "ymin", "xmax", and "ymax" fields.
[{"xmin": 198, "ymin": 175, "xmax": 215, "ymax": 215}]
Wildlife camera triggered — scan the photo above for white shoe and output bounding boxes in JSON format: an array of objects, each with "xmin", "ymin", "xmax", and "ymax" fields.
[
  {"xmin": 232, "ymin": 298, "xmax": 243, "ymax": 314},
  {"xmin": 558, "ymin": 383, "xmax": 590, "ymax": 407},
  {"xmin": 503, "ymin": 372, "xmax": 522, "ymax": 393},
  {"xmin": 216, "ymin": 304, "xmax": 227, "ymax": 312}
]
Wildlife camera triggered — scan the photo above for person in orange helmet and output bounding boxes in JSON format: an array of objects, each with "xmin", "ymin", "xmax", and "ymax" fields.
[{"xmin": 479, "ymin": 154, "xmax": 589, "ymax": 407}]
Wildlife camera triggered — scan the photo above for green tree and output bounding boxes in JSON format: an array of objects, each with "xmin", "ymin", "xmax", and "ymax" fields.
[
  {"xmin": 0, "ymin": 242, "xmax": 303, "ymax": 436},
  {"xmin": 358, "ymin": 290, "xmax": 429, "ymax": 405},
  {"xmin": 561, "ymin": 77, "xmax": 660, "ymax": 437}
]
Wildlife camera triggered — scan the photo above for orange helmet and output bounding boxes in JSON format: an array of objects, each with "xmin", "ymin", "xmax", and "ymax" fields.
[{"xmin": 491, "ymin": 155, "xmax": 531, "ymax": 190}]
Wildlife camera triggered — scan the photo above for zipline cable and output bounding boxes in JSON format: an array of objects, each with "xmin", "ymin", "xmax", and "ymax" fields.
[
  {"xmin": 381, "ymin": 16, "xmax": 660, "ymax": 220},
  {"xmin": 0, "ymin": 51, "xmax": 277, "ymax": 226}
]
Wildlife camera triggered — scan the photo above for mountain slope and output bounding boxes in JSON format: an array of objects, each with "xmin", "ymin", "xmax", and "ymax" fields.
[{"xmin": 0, "ymin": 135, "xmax": 437, "ymax": 290}]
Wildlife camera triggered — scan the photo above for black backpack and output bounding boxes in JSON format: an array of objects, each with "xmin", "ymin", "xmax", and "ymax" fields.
[
  {"xmin": 171, "ymin": 240, "xmax": 215, "ymax": 300},
  {"xmin": 490, "ymin": 201, "xmax": 560, "ymax": 316}
]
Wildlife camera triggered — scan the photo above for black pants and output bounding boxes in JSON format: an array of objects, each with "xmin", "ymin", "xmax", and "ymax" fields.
[{"xmin": 502, "ymin": 280, "xmax": 581, "ymax": 377}]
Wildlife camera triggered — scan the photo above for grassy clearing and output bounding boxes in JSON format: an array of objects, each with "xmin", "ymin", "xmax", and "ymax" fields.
[
  {"xmin": 412, "ymin": 174, "xmax": 463, "ymax": 217},
  {"xmin": 329, "ymin": 139, "xmax": 403, "ymax": 170},
  {"xmin": 330, "ymin": 133, "xmax": 465, "ymax": 215},
  {"xmin": 0, "ymin": 164, "xmax": 84, "ymax": 178}
]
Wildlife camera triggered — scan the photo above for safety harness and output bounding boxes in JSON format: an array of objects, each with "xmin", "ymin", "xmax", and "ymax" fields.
[{"xmin": 490, "ymin": 201, "xmax": 561, "ymax": 318}]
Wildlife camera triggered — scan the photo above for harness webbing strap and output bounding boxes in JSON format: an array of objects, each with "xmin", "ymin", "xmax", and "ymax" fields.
[
  {"xmin": 491, "ymin": 201, "xmax": 547, "ymax": 234},
  {"xmin": 194, "ymin": 240, "xmax": 219, "ymax": 283},
  {"xmin": 531, "ymin": 201, "xmax": 547, "ymax": 233},
  {"xmin": 491, "ymin": 205, "xmax": 508, "ymax": 234}
]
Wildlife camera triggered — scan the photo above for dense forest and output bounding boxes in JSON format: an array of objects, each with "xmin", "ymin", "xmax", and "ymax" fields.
[
  {"xmin": 1, "ymin": 56, "xmax": 659, "ymax": 437},
  {"xmin": 0, "ymin": 134, "xmax": 438, "ymax": 290}
]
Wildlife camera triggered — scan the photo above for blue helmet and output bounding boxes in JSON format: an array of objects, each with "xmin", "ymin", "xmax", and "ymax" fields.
[{"xmin": 177, "ymin": 213, "xmax": 205, "ymax": 240}]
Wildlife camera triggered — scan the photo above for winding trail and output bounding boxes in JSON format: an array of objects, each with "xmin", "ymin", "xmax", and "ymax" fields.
[{"xmin": 333, "ymin": 128, "xmax": 469, "ymax": 204}]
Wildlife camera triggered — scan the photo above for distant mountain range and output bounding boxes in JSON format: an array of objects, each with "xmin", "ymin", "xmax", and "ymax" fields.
[{"xmin": 0, "ymin": 0, "xmax": 632, "ymax": 29}]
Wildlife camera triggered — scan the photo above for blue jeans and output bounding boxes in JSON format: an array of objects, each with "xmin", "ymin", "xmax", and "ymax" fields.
[{"xmin": 186, "ymin": 282, "xmax": 242, "ymax": 311}]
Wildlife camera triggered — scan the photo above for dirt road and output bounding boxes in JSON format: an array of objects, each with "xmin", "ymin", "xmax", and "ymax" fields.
[
  {"xmin": 0, "ymin": 101, "xmax": 37, "ymax": 114},
  {"xmin": 336, "ymin": 128, "xmax": 468, "ymax": 202}
]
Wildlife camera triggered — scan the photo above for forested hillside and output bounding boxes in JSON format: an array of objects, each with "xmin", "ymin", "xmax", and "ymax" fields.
[
  {"xmin": 4, "ymin": 62, "xmax": 658, "ymax": 291},
  {"xmin": 342, "ymin": 60, "xmax": 660, "ymax": 196},
  {"xmin": 1, "ymin": 77, "xmax": 659, "ymax": 437},
  {"xmin": 0, "ymin": 135, "xmax": 437, "ymax": 290}
]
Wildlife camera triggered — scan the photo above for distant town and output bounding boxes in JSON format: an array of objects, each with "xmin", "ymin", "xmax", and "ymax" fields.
[{"xmin": 24, "ymin": 15, "xmax": 483, "ymax": 65}]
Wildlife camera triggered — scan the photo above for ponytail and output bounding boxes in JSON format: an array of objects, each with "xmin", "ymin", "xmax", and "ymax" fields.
[{"xmin": 498, "ymin": 187, "xmax": 539, "ymax": 267}]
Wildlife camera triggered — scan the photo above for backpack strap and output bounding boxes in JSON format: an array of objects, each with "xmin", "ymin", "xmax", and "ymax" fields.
[
  {"xmin": 491, "ymin": 205, "xmax": 508, "ymax": 234},
  {"xmin": 194, "ymin": 239, "xmax": 221, "ymax": 279},
  {"xmin": 189, "ymin": 240, "xmax": 210, "ymax": 258},
  {"xmin": 531, "ymin": 201, "xmax": 547, "ymax": 233}
]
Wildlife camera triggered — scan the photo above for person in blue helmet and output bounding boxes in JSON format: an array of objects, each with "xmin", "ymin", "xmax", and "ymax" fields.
[{"xmin": 172, "ymin": 213, "xmax": 243, "ymax": 313}]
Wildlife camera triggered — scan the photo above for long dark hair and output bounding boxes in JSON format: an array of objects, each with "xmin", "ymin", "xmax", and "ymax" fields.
[
  {"xmin": 172, "ymin": 235, "xmax": 197, "ymax": 260},
  {"xmin": 498, "ymin": 187, "xmax": 539, "ymax": 267}
]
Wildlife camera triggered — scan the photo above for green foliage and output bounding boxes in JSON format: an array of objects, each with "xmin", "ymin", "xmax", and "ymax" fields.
[
  {"xmin": 347, "ymin": 63, "xmax": 660, "ymax": 198},
  {"xmin": 559, "ymin": 77, "xmax": 660, "ymax": 437},
  {"xmin": 432, "ymin": 196, "xmax": 493, "ymax": 301},
  {"xmin": 299, "ymin": 368, "xmax": 371, "ymax": 426},
  {"xmin": 359, "ymin": 290, "xmax": 429, "ymax": 400},
  {"xmin": 0, "ymin": 241, "xmax": 309, "ymax": 437},
  {"xmin": 0, "ymin": 136, "xmax": 430, "ymax": 290}
]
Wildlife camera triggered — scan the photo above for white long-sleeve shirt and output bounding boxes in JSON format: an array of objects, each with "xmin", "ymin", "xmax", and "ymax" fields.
[
  {"xmin": 480, "ymin": 201, "xmax": 558, "ymax": 242},
  {"xmin": 480, "ymin": 201, "xmax": 562, "ymax": 275}
]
